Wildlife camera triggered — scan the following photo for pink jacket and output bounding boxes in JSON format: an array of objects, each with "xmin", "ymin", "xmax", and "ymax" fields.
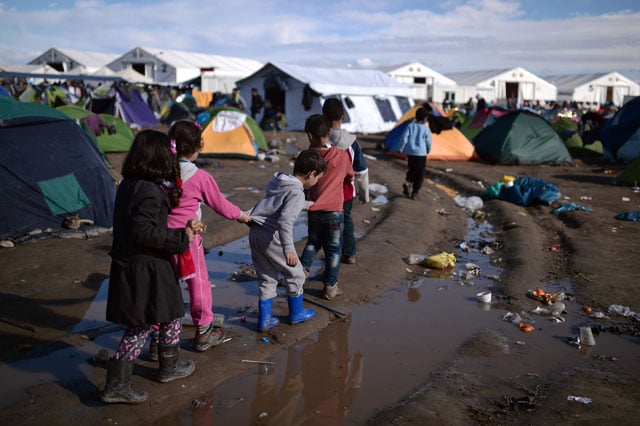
[{"xmin": 168, "ymin": 161, "xmax": 241, "ymax": 228}]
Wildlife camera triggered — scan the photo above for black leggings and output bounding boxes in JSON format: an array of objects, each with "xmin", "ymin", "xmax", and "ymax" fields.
[{"xmin": 406, "ymin": 155, "xmax": 426, "ymax": 193}]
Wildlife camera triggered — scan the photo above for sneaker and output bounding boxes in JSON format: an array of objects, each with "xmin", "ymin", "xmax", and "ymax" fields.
[
  {"xmin": 402, "ymin": 183, "xmax": 411, "ymax": 198},
  {"xmin": 323, "ymin": 283, "xmax": 343, "ymax": 300},
  {"xmin": 341, "ymin": 255, "xmax": 356, "ymax": 265},
  {"xmin": 195, "ymin": 326, "xmax": 225, "ymax": 352}
]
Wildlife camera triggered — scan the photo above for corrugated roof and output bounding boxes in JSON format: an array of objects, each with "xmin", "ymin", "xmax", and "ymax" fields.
[
  {"xmin": 445, "ymin": 68, "xmax": 513, "ymax": 86},
  {"xmin": 542, "ymin": 73, "xmax": 609, "ymax": 93},
  {"xmin": 54, "ymin": 48, "xmax": 119, "ymax": 69},
  {"xmin": 138, "ymin": 47, "xmax": 262, "ymax": 73}
]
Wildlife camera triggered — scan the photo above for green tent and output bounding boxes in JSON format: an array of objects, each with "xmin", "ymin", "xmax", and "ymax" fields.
[
  {"xmin": 473, "ymin": 111, "xmax": 572, "ymax": 164},
  {"xmin": 57, "ymin": 105, "xmax": 134, "ymax": 153}
]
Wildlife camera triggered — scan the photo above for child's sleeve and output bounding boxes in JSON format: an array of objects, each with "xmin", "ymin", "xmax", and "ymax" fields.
[
  {"xmin": 198, "ymin": 170, "xmax": 242, "ymax": 220},
  {"xmin": 277, "ymin": 191, "xmax": 306, "ymax": 254}
]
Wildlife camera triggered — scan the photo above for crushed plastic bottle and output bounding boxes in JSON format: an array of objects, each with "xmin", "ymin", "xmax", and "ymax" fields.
[{"xmin": 567, "ymin": 395, "xmax": 592, "ymax": 404}]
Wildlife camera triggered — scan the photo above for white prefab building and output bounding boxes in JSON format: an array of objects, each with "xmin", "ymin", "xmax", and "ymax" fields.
[
  {"xmin": 381, "ymin": 61, "xmax": 457, "ymax": 103},
  {"xmin": 236, "ymin": 62, "xmax": 414, "ymax": 133},
  {"xmin": 543, "ymin": 72, "xmax": 640, "ymax": 107},
  {"xmin": 442, "ymin": 67, "xmax": 557, "ymax": 108},
  {"xmin": 27, "ymin": 48, "xmax": 119, "ymax": 74},
  {"xmin": 106, "ymin": 47, "xmax": 262, "ymax": 90}
]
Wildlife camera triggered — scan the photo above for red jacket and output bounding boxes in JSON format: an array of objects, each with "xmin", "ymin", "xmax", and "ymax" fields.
[{"xmin": 308, "ymin": 146, "xmax": 354, "ymax": 212}]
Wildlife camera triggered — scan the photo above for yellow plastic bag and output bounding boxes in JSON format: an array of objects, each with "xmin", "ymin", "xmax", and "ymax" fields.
[{"xmin": 424, "ymin": 252, "xmax": 456, "ymax": 269}]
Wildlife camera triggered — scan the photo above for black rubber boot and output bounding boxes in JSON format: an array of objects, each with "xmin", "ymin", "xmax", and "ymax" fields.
[
  {"xmin": 148, "ymin": 338, "xmax": 159, "ymax": 362},
  {"xmin": 157, "ymin": 344, "xmax": 195, "ymax": 383},
  {"xmin": 101, "ymin": 357, "xmax": 148, "ymax": 404}
]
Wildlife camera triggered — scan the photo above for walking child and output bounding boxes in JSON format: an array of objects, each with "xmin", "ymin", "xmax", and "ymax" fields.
[
  {"xmin": 166, "ymin": 121, "xmax": 251, "ymax": 352},
  {"xmin": 299, "ymin": 114, "xmax": 354, "ymax": 300},
  {"xmin": 102, "ymin": 130, "xmax": 201, "ymax": 404},
  {"xmin": 248, "ymin": 149, "xmax": 327, "ymax": 331},
  {"xmin": 398, "ymin": 107, "xmax": 432, "ymax": 200},
  {"xmin": 322, "ymin": 98, "xmax": 370, "ymax": 265}
]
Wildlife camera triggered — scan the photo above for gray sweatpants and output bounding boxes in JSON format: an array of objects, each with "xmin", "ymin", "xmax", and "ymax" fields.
[{"xmin": 249, "ymin": 227, "xmax": 305, "ymax": 300}]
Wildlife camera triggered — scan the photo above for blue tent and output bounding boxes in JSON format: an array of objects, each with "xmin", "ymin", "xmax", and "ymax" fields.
[
  {"xmin": 0, "ymin": 97, "xmax": 116, "ymax": 240},
  {"xmin": 600, "ymin": 96, "xmax": 640, "ymax": 162}
]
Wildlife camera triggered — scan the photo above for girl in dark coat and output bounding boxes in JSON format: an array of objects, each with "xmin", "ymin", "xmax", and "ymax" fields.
[{"xmin": 101, "ymin": 130, "xmax": 202, "ymax": 404}]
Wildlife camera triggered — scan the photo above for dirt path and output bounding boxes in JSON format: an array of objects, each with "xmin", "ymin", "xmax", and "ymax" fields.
[{"xmin": 1, "ymin": 132, "xmax": 639, "ymax": 424}]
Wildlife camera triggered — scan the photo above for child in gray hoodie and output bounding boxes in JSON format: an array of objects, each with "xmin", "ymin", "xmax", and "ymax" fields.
[{"xmin": 248, "ymin": 149, "xmax": 327, "ymax": 331}]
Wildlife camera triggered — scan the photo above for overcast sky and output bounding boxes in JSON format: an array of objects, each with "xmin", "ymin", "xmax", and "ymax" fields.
[{"xmin": 1, "ymin": 0, "xmax": 639, "ymax": 78}]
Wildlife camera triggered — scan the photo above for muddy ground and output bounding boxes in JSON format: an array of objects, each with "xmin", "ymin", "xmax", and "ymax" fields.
[{"xmin": 1, "ymin": 131, "xmax": 639, "ymax": 425}]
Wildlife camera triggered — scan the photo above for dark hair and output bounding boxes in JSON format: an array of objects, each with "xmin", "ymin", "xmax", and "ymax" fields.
[
  {"xmin": 168, "ymin": 120, "xmax": 202, "ymax": 158},
  {"xmin": 322, "ymin": 98, "xmax": 344, "ymax": 121},
  {"xmin": 304, "ymin": 114, "xmax": 330, "ymax": 139},
  {"xmin": 122, "ymin": 129, "xmax": 181, "ymax": 207},
  {"xmin": 415, "ymin": 107, "xmax": 429, "ymax": 122},
  {"xmin": 293, "ymin": 149, "xmax": 327, "ymax": 176}
]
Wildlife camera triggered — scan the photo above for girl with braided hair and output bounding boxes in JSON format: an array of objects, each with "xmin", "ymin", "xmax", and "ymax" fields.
[{"xmin": 165, "ymin": 120, "xmax": 250, "ymax": 352}]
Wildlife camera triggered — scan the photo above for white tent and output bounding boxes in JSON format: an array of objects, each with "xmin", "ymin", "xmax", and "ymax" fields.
[
  {"xmin": 381, "ymin": 61, "xmax": 456, "ymax": 102},
  {"xmin": 106, "ymin": 47, "xmax": 262, "ymax": 87},
  {"xmin": 28, "ymin": 48, "xmax": 118, "ymax": 74},
  {"xmin": 236, "ymin": 62, "xmax": 414, "ymax": 133},
  {"xmin": 441, "ymin": 67, "xmax": 557, "ymax": 108},
  {"xmin": 543, "ymin": 72, "xmax": 640, "ymax": 107}
]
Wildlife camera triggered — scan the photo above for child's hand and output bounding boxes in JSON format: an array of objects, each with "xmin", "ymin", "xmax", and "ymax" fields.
[
  {"xmin": 237, "ymin": 211, "xmax": 251, "ymax": 224},
  {"xmin": 187, "ymin": 219, "xmax": 206, "ymax": 234},
  {"xmin": 305, "ymin": 201, "xmax": 314, "ymax": 210},
  {"xmin": 285, "ymin": 252, "xmax": 298, "ymax": 267},
  {"xmin": 185, "ymin": 226, "xmax": 196, "ymax": 242}
]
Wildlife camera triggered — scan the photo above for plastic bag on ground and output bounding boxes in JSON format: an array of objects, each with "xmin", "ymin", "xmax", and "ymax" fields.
[{"xmin": 424, "ymin": 252, "xmax": 456, "ymax": 269}]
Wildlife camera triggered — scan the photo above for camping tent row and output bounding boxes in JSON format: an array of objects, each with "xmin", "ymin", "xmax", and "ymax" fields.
[{"xmin": 236, "ymin": 62, "xmax": 415, "ymax": 134}]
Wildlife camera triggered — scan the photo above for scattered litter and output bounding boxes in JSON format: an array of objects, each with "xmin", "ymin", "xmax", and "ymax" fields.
[
  {"xmin": 459, "ymin": 241, "xmax": 469, "ymax": 252},
  {"xmin": 550, "ymin": 316, "xmax": 565, "ymax": 323},
  {"xmin": 608, "ymin": 304, "xmax": 639, "ymax": 319},
  {"xmin": 475, "ymin": 180, "xmax": 485, "ymax": 189},
  {"xmin": 579, "ymin": 195, "xmax": 592, "ymax": 200},
  {"xmin": 621, "ymin": 197, "xmax": 630, "ymax": 202},
  {"xmin": 503, "ymin": 312, "xmax": 522, "ymax": 324},
  {"xmin": 403, "ymin": 254, "xmax": 428, "ymax": 265},
  {"xmin": 518, "ymin": 322, "xmax": 534, "ymax": 333},
  {"xmin": 531, "ymin": 306, "xmax": 551, "ymax": 315},
  {"xmin": 615, "ymin": 211, "xmax": 640, "ymax": 221},
  {"xmin": 436, "ymin": 208, "xmax": 451, "ymax": 215},
  {"xmin": 567, "ymin": 395, "xmax": 592, "ymax": 404},
  {"xmin": 241, "ymin": 359, "xmax": 275, "ymax": 365},
  {"xmin": 261, "ymin": 337, "xmax": 270, "ymax": 343},
  {"xmin": 454, "ymin": 195, "xmax": 484, "ymax": 212},
  {"xmin": 465, "ymin": 263, "xmax": 481, "ymax": 275},
  {"xmin": 551, "ymin": 202, "xmax": 593, "ymax": 215},
  {"xmin": 445, "ymin": 168, "xmax": 453, "ymax": 172},
  {"xmin": 371, "ymin": 195, "xmax": 388, "ymax": 206},
  {"xmin": 368, "ymin": 183, "xmax": 388, "ymax": 194},
  {"xmin": 590, "ymin": 311, "xmax": 609, "ymax": 319},
  {"xmin": 362, "ymin": 219, "xmax": 371, "ymax": 224},
  {"xmin": 516, "ymin": 340, "xmax": 525, "ymax": 345},
  {"xmin": 0, "ymin": 240, "xmax": 15, "ymax": 248},
  {"xmin": 480, "ymin": 245, "xmax": 494, "ymax": 255},
  {"xmin": 363, "ymin": 153, "xmax": 377, "ymax": 161},
  {"xmin": 426, "ymin": 252, "xmax": 456, "ymax": 269}
]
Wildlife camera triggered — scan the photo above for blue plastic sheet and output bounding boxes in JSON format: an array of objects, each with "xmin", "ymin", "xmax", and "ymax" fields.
[
  {"xmin": 552, "ymin": 203, "xmax": 593, "ymax": 215},
  {"xmin": 615, "ymin": 211, "xmax": 640, "ymax": 221},
  {"xmin": 482, "ymin": 177, "xmax": 560, "ymax": 206}
]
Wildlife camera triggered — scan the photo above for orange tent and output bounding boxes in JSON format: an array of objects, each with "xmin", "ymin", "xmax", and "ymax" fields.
[{"xmin": 387, "ymin": 105, "xmax": 477, "ymax": 161}]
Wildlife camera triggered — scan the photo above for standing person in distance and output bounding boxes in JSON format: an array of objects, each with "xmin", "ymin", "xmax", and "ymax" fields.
[
  {"xmin": 166, "ymin": 121, "xmax": 251, "ymax": 352},
  {"xmin": 398, "ymin": 107, "xmax": 432, "ymax": 200},
  {"xmin": 250, "ymin": 88, "xmax": 265, "ymax": 121},
  {"xmin": 300, "ymin": 114, "xmax": 354, "ymax": 300},
  {"xmin": 102, "ymin": 130, "xmax": 200, "ymax": 404},
  {"xmin": 322, "ymin": 98, "xmax": 370, "ymax": 265},
  {"xmin": 248, "ymin": 149, "xmax": 327, "ymax": 331}
]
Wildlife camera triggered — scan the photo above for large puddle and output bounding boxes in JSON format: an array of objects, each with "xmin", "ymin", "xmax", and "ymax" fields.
[{"xmin": 0, "ymin": 204, "xmax": 637, "ymax": 423}]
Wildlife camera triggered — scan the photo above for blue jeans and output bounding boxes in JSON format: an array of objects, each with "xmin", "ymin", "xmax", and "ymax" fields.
[
  {"xmin": 300, "ymin": 211, "xmax": 344, "ymax": 286},
  {"xmin": 342, "ymin": 199, "xmax": 355, "ymax": 258}
]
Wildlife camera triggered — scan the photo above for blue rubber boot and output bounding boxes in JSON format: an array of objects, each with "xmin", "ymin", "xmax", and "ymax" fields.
[
  {"xmin": 258, "ymin": 298, "xmax": 280, "ymax": 332},
  {"xmin": 288, "ymin": 294, "xmax": 315, "ymax": 325}
]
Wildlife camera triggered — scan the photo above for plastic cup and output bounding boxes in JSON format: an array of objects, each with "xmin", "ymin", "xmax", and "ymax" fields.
[
  {"xmin": 476, "ymin": 291, "xmax": 492, "ymax": 303},
  {"xmin": 579, "ymin": 326, "xmax": 596, "ymax": 346}
]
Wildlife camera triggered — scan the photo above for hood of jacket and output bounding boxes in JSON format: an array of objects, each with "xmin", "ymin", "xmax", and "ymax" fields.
[{"xmin": 329, "ymin": 128, "xmax": 356, "ymax": 150}]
